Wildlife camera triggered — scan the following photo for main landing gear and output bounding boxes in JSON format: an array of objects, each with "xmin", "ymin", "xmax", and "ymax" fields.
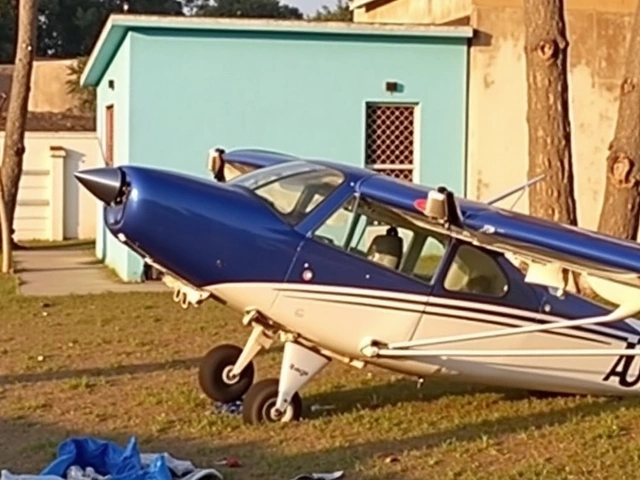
[{"xmin": 197, "ymin": 310, "xmax": 331, "ymax": 424}]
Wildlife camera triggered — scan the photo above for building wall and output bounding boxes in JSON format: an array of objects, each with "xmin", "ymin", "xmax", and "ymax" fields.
[
  {"xmin": 466, "ymin": 5, "xmax": 634, "ymax": 232},
  {"xmin": 353, "ymin": 0, "xmax": 472, "ymax": 24},
  {"xmin": 0, "ymin": 132, "xmax": 101, "ymax": 240},
  {"xmin": 94, "ymin": 35, "xmax": 141, "ymax": 281},
  {"xmin": 0, "ymin": 59, "xmax": 79, "ymax": 113},
  {"xmin": 126, "ymin": 29, "xmax": 468, "ymax": 186},
  {"xmin": 94, "ymin": 27, "xmax": 469, "ymax": 281},
  {"xmin": 355, "ymin": 0, "xmax": 638, "ymax": 233}
]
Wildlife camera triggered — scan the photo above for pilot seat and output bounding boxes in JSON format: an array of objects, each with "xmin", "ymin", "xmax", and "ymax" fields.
[{"xmin": 366, "ymin": 226, "xmax": 404, "ymax": 270}]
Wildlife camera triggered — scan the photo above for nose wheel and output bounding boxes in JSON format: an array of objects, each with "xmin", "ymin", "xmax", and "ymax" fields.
[{"xmin": 198, "ymin": 344, "xmax": 255, "ymax": 403}]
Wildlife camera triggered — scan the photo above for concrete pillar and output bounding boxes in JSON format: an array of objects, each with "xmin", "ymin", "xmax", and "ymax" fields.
[{"xmin": 49, "ymin": 145, "xmax": 66, "ymax": 241}]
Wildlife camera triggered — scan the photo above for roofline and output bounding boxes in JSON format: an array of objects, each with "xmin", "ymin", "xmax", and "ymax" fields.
[
  {"xmin": 351, "ymin": 0, "xmax": 640, "ymax": 13},
  {"xmin": 81, "ymin": 13, "xmax": 473, "ymax": 86},
  {"xmin": 81, "ymin": 14, "xmax": 120, "ymax": 87},
  {"xmin": 349, "ymin": 0, "xmax": 387, "ymax": 10}
]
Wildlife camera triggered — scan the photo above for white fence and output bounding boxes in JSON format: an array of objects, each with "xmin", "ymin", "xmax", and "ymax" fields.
[{"xmin": 0, "ymin": 132, "xmax": 101, "ymax": 241}]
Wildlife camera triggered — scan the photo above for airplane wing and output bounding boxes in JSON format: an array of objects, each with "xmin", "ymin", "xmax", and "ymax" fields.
[
  {"xmin": 210, "ymin": 152, "xmax": 640, "ymax": 304},
  {"xmin": 358, "ymin": 174, "xmax": 640, "ymax": 308},
  {"xmin": 208, "ymin": 148, "xmax": 297, "ymax": 177}
]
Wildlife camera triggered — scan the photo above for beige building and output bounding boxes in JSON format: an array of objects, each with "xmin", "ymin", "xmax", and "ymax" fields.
[
  {"xmin": 1, "ymin": 58, "xmax": 100, "ymax": 241},
  {"xmin": 351, "ymin": 0, "xmax": 637, "ymax": 231},
  {"xmin": 0, "ymin": 58, "xmax": 80, "ymax": 113}
]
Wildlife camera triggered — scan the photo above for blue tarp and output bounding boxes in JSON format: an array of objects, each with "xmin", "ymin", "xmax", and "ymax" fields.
[
  {"xmin": 40, "ymin": 437, "xmax": 172, "ymax": 480},
  {"xmin": 2, "ymin": 435, "xmax": 342, "ymax": 480},
  {"xmin": 1, "ymin": 437, "xmax": 222, "ymax": 480}
]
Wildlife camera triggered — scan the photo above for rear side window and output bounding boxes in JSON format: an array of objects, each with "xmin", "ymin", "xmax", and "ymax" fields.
[{"xmin": 443, "ymin": 244, "xmax": 509, "ymax": 297}]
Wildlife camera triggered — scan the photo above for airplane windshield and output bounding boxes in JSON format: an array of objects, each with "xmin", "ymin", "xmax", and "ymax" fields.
[{"xmin": 230, "ymin": 161, "xmax": 346, "ymax": 224}]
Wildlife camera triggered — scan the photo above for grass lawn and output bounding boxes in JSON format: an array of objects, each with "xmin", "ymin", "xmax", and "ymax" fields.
[{"xmin": 2, "ymin": 271, "xmax": 640, "ymax": 479}]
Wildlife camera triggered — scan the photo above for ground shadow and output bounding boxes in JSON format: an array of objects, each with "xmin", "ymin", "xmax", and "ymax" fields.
[
  {"xmin": 2, "ymin": 391, "xmax": 636, "ymax": 480},
  {"xmin": 0, "ymin": 346, "xmax": 283, "ymax": 387},
  {"xmin": 207, "ymin": 395, "xmax": 635, "ymax": 480},
  {"xmin": 0, "ymin": 358, "xmax": 202, "ymax": 386},
  {"xmin": 301, "ymin": 377, "xmax": 504, "ymax": 419}
]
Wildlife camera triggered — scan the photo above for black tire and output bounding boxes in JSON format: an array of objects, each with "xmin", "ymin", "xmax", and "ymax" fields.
[
  {"xmin": 198, "ymin": 344, "xmax": 255, "ymax": 403},
  {"xmin": 242, "ymin": 378, "xmax": 302, "ymax": 425}
]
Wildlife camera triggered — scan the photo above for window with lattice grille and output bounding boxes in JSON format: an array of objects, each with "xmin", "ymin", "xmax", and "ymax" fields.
[{"xmin": 365, "ymin": 103, "xmax": 416, "ymax": 182}]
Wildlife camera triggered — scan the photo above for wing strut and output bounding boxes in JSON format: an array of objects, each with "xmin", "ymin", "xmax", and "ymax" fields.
[{"xmin": 359, "ymin": 299, "xmax": 640, "ymax": 359}]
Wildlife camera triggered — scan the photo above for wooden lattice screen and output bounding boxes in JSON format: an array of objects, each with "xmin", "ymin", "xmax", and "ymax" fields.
[{"xmin": 365, "ymin": 104, "xmax": 415, "ymax": 182}]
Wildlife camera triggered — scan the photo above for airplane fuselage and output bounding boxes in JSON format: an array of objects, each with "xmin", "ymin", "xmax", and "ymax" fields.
[{"xmin": 75, "ymin": 153, "xmax": 640, "ymax": 423}]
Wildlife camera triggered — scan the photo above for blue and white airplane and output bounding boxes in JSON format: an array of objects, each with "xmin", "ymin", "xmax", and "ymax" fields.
[{"xmin": 75, "ymin": 147, "xmax": 640, "ymax": 425}]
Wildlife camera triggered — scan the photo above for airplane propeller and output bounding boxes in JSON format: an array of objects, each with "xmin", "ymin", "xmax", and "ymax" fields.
[{"xmin": 75, "ymin": 167, "xmax": 126, "ymax": 205}]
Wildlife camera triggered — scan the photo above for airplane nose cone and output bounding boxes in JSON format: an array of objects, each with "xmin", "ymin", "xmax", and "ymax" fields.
[{"xmin": 74, "ymin": 167, "xmax": 125, "ymax": 205}]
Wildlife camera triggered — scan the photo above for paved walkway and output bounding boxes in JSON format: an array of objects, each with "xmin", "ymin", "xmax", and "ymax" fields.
[{"xmin": 14, "ymin": 247, "xmax": 166, "ymax": 296}]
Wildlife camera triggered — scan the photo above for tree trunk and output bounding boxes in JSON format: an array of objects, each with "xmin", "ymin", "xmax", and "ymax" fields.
[
  {"xmin": 596, "ymin": 3, "xmax": 640, "ymax": 240},
  {"xmin": 523, "ymin": 0, "xmax": 577, "ymax": 226},
  {"xmin": 0, "ymin": 176, "xmax": 10, "ymax": 272},
  {"xmin": 522, "ymin": 0, "xmax": 589, "ymax": 295},
  {"xmin": 0, "ymin": 0, "xmax": 37, "ymax": 264}
]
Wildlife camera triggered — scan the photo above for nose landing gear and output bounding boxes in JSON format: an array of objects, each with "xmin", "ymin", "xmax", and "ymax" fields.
[{"xmin": 197, "ymin": 310, "xmax": 331, "ymax": 424}]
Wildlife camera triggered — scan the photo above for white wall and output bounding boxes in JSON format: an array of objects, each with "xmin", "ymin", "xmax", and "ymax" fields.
[{"xmin": 0, "ymin": 132, "xmax": 102, "ymax": 241}]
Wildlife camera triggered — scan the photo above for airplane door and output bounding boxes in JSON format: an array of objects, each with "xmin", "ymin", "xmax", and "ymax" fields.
[
  {"xmin": 409, "ymin": 242, "xmax": 549, "ymax": 372},
  {"xmin": 269, "ymin": 194, "xmax": 431, "ymax": 359}
]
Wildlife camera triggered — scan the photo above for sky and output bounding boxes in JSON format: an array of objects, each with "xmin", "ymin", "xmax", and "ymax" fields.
[{"xmin": 286, "ymin": 0, "xmax": 339, "ymax": 15}]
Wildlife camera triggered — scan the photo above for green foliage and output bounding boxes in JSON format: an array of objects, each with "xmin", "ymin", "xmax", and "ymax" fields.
[
  {"xmin": 65, "ymin": 56, "xmax": 95, "ymax": 113},
  {"xmin": 0, "ymin": 0, "xmax": 341, "ymax": 116},
  {"xmin": 0, "ymin": 0, "xmax": 313, "ymax": 64},
  {"xmin": 0, "ymin": 0, "xmax": 189, "ymax": 63},
  {"xmin": 36, "ymin": 0, "xmax": 188, "ymax": 59},
  {"xmin": 310, "ymin": 0, "xmax": 352, "ymax": 21},
  {"xmin": 0, "ymin": 0, "xmax": 16, "ymax": 64}
]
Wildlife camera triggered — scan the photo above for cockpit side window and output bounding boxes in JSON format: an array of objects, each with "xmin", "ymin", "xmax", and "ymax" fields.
[
  {"xmin": 312, "ymin": 195, "xmax": 450, "ymax": 283},
  {"xmin": 231, "ymin": 161, "xmax": 345, "ymax": 225},
  {"xmin": 443, "ymin": 244, "xmax": 509, "ymax": 297}
]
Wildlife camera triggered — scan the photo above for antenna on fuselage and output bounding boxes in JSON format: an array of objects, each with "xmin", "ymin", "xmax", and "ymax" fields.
[{"xmin": 485, "ymin": 174, "xmax": 546, "ymax": 206}]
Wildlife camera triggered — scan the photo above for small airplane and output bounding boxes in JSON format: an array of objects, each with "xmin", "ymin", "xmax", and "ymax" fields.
[{"xmin": 75, "ymin": 147, "xmax": 640, "ymax": 425}]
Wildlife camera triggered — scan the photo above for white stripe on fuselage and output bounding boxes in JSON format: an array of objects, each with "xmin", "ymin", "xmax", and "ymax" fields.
[{"xmin": 204, "ymin": 281, "xmax": 632, "ymax": 346}]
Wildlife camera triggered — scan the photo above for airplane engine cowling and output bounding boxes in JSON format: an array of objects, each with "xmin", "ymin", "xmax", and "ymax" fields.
[{"xmin": 102, "ymin": 166, "xmax": 302, "ymax": 288}]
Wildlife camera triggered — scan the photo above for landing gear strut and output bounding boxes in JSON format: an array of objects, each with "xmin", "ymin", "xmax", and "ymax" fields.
[
  {"xmin": 242, "ymin": 341, "xmax": 330, "ymax": 424},
  {"xmin": 197, "ymin": 310, "xmax": 332, "ymax": 424}
]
